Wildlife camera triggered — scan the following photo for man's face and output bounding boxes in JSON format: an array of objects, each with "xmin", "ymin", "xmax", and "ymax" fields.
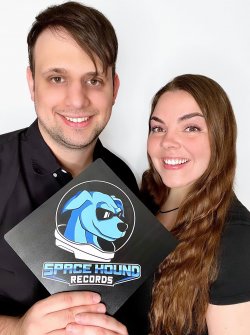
[{"xmin": 27, "ymin": 28, "xmax": 119, "ymax": 151}]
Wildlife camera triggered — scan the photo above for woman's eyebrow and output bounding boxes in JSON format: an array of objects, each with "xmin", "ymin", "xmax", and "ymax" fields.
[
  {"xmin": 178, "ymin": 112, "xmax": 204, "ymax": 122},
  {"xmin": 150, "ymin": 116, "xmax": 164, "ymax": 124},
  {"xmin": 150, "ymin": 113, "xmax": 204, "ymax": 124}
]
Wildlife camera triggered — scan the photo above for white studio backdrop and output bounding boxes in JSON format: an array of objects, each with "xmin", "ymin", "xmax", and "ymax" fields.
[{"xmin": 0, "ymin": 0, "xmax": 249, "ymax": 209}]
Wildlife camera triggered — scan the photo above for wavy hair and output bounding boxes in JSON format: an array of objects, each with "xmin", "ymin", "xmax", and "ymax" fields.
[{"xmin": 141, "ymin": 74, "xmax": 237, "ymax": 335}]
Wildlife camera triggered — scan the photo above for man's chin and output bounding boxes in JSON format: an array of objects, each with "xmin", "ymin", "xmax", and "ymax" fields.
[
  {"xmin": 58, "ymin": 134, "xmax": 100, "ymax": 150},
  {"xmin": 38, "ymin": 121, "xmax": 102, "ymax": 151}
]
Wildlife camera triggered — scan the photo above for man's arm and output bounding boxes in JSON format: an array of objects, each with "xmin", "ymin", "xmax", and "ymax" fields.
[{"xmin": 0, "ymin": 292, "xmax": 128, "ymax": 335}]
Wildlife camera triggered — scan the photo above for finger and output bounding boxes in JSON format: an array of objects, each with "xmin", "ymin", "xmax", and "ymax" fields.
[
  {"xmin": 42, "ymin": 303, "xmax": 106, "ymax": 332},
  {"xmin": 73, "ymin": 313, "xmax": 128, "ymax": 335},
  {"xmin": 66, "ymin": 324, "xmax": 128, "ymax": 335},
  {"xmin": 37, "ymin": 291, "xmax": 101, "ymax": 315},
  {"xmin": 72, "ymin": 303, "xmax": 106, "ymax": 315}
]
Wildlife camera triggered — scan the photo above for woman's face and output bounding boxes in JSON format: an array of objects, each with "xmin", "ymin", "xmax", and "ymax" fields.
[{"xmin": 147, "ymin": 90, "xmax": 211, "ymax": 192}]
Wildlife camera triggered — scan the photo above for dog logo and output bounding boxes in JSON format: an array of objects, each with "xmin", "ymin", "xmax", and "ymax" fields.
[{"xmin": 55, "ymin": 181, "xmax": 135, "ymax": 262}]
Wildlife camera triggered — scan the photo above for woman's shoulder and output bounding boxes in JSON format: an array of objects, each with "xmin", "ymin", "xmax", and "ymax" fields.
[
  {"xmin": 209, "ymin": 196, "xmax": 250, "ymax": 305},
  {"xmin": 226, "ymin": 196, "xmax": 250, "ymax": 227}
]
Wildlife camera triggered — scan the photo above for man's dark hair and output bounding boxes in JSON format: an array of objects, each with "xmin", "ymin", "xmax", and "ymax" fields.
[{"xmin": 27, "ymin": 1, "xmax": 118, "ymax": 77}]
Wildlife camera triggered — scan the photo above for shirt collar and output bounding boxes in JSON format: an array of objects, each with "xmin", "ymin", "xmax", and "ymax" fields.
[{"xmin": 24, "ymin": 120, "xmax": 62, "ymax": 176}]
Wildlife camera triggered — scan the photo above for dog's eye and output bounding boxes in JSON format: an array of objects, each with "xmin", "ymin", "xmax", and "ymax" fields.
[{"xmin": 96, "ymin": 208, "xmax": 114, "ymax": 220}]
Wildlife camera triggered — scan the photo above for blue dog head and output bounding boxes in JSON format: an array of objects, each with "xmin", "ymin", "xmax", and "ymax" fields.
[{"xmin": 61, "ymin": 191, "xmax": 128, "ymax": 247}]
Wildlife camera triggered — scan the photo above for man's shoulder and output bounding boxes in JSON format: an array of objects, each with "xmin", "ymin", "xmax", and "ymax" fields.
[
  {"xmin": 0, "ymin": 128, "xmax": 28, "ymax": 214},
  {"xmin": 0, "ymin": 128, "xmax": 27, "ymax": 175},
  {"xmin": 0, "ymin": 128, "xmax": 26, "ymax": 147},
  {"xmin": 98, "ymin": 144, "xmax": 139, "ymax": 195}
]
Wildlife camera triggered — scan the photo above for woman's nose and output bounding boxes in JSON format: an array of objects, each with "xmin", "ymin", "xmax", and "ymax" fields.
[{"xmin": 161, "ymin": 131, "xmax": 181, "ymax": 150}]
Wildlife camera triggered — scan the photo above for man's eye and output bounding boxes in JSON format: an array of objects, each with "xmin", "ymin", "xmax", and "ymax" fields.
[
  {"xmin": 185, "ymin": 126, "xmax": 201, "ymax": 132},
  {"xmin": 51, "ymin": 76, "xmax": 64, "ymax": 84},
  {"xmin": 87, "ymin": 78, "xmax": 102, "ymax": 86}
]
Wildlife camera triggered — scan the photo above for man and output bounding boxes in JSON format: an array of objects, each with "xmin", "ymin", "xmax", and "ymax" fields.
[{"xmin": 0, "ymin": 2, "xmax": 149, "ymax": 334}]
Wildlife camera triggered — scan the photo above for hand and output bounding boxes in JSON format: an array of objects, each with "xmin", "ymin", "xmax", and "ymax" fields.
[
  {"xmin": 15, "ymin": 291, "xmax": 106, "ymax": 335},
  {"xmin": 66, "ymin": 312, "xmax": 128, "ymax": 335}
]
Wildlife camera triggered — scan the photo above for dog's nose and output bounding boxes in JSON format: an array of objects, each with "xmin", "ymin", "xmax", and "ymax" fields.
[{"xmin": 117, "ymin": 222, "xmax": 128, "ymax": 232}]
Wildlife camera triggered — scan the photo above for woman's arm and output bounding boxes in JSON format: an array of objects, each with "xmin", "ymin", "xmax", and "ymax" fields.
[{"xmin": 206, "ymin": 302, "xmax": 250, "ymax": 335}]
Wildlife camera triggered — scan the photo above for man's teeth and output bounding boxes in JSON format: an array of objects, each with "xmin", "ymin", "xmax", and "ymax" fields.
[
  {"xmin": 65, "ymin": 116, "xmax": 89, "ymax": 123},
  {"xmin": 164, "ymin": 158, "xmax": 188, "ymax": 165}
]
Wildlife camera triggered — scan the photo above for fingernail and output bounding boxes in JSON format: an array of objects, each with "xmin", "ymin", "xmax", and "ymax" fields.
[
  {"xmin": 92, "ymin": 293, "xmax": 101, "ymax": 303},
  {"xmin": 97, "ymin": 304, "xmax": 106, "ymax": 313}
]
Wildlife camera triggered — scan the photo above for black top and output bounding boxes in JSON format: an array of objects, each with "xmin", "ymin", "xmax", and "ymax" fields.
[
  {"xmin": 117, "ymin": 196, "xmax": 250, "ymax": 335},
  {"xmin": 0, "ymin": 121, "xmax": 150, "ymax": 335},
  {"xmin": 199, "ymin": 196, "xmax": 250, "ymax": 335},
  {"xmin": 153, "ymin": 196, "xmax": 250, "ymax": 335},
  {"xmin": 209, "ymin": 196, "xmax": 250, "ymax": 305}
]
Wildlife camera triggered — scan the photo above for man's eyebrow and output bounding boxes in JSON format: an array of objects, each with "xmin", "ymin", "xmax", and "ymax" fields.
[
  {"xmin": 178, "ymin": 112, "xmax": 204, "ymax": 121},
  {"xmin": 42, "ymin": 68, "xmax": 102, "ymax": 77},
  {"xmin": 42, "ymin": 68, "xmax": 67, "ymax": 75}
]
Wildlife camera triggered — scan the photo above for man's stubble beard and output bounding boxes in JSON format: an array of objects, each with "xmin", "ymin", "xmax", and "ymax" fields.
[{"xmin": 38, "ymin": 118, "xmax": 105, "ymax": 151}]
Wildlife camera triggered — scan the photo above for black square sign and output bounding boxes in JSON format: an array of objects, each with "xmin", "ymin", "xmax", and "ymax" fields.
[{"xmin": 5, "ymin": 159, "xmax": 177, "ymax": 314}]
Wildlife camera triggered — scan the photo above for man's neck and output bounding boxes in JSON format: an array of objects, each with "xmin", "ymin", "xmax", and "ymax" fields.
[
  {"xmin": 54, "ymin": 143, "xmax": 95, "ymax": 177},
  {"xmin": 37, "ymin": 122, "xmax": 98, "ymax": 177},
  {"xmin": 39, "ymin": 131, "xmax": 96, "ymax": 177}
]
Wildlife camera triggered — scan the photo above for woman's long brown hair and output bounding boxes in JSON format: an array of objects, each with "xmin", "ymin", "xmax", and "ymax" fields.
[{"xmin": 141, "ymin": 74, "xmax": 237, "ymax": 335}]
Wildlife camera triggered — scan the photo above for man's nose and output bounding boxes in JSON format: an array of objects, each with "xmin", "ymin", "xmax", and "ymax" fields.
[{"xmin": 65, "ymin": 81, "xmax": 90, "ymax": 109}]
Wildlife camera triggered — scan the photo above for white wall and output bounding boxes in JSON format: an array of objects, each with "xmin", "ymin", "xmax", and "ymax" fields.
[{"xmin": 0, "ymin": 0, "xmax": 249, "ymax": 209}]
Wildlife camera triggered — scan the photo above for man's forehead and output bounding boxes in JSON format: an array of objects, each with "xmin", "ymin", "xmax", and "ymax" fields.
[
  {"xmin": 33, "ymin": 27, "xmax": 107, "ymax": 74},
  {"xmin": 34, "ymin": 27, "xmax": 79, "ymax": 52}
]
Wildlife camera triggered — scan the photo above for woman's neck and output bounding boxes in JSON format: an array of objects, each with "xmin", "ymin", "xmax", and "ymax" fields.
[
  {"xmin": 157, "ymin": 210, "xmax": 178, "ymax": 231},
  {"xmin": 157, "ymin": 186, "xmax": 189, "ymax": 231}
]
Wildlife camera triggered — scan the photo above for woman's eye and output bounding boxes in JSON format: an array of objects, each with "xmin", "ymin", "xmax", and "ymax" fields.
[
  {"xmin": 185, "ymin": 125, "xmax": 201, "ymax": 132},
  {"xmin": 151, "ymin": 126, "xmax": 165, "ymax": 133}
]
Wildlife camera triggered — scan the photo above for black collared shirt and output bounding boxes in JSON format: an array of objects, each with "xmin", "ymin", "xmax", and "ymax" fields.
[{"xmin": 0, "ymin": 121, "xmax": 146, "ymax": 323}]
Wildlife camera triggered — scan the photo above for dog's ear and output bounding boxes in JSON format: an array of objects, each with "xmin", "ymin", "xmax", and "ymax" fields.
[{"xmin": 62, "ymin": 191, "xmax": 93, "ymax": 213}]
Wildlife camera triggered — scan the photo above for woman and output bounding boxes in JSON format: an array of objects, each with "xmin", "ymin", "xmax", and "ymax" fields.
[{"xmin": 141, "ymin": 74, "xmax": 250, "ymax": 335}]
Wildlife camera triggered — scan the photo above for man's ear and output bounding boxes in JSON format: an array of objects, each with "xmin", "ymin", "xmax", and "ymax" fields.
[
  {"xmin": 26, "ymin": 66, "xmax": 35, "ymax": 101},
  {"xmin": 112, "ymin": 73, "xmax": 120, "ymax": 105}
]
